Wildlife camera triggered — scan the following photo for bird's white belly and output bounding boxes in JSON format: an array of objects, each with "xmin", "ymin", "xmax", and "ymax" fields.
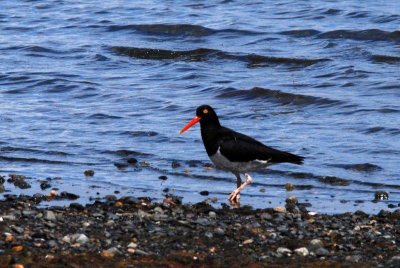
[{"xmin": 209, "ymin": 149, "xmax": 271, "ymax": 173}]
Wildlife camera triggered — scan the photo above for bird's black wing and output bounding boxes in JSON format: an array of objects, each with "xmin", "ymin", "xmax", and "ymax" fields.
[{"xmin": 218, "ymin": 127, "xmax": 304, "ymax": 164}]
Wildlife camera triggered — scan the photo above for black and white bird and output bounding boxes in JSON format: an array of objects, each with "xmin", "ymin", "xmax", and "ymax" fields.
[{"xmin": 179, "ymin": 105, "xmax": 304, "ymax": 204}]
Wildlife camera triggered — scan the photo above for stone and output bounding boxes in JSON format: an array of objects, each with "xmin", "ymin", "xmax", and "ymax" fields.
[
  {"xmin": 345, "ymin": 255, "xmax": 362, "ymax": 263},
  {"xmin": 208, "ymin": 211, "xmax": 216, "ymax": 218},
  {"xmin": 44, "ymin": 210, "xmax": 56, "ymax": 222},
  {"xmin": 84, "ymin": 170, "xmax": 95, "ymax": 177},
  {"xmin": 294, "ymin": 247, "xmax": 309, "ymax": 256},
  {"xmin": 101, "ymin": 247, "xmax": 120, "ymax": 258},
  {"xmin": 205, "ymin": 231, "xmax": 213, "ymax": 238},
  {"xmin": 11, "ymin": 225, "xmax": 24, "ymax": 234},
  {"xmin": 276, "ymin": 247, "xmax": 292, "ymax": 257},
  {"xmin": 315, "ymin": 247, "xmax": 330, "ymax": 256},
  {"xmin": 309, "ymin": 239, "xmax": 324, "ymax": 250},
  {"xmin": 260, "ymin": 212, "xmax": 273, "ymax": 220},
  {"xmin": 273, "ymin": 206, "xmax": 286, "ymax": 213},
  {"xmin": 127, "ymin": 242, "xmax": 138, "ymax": 248}
]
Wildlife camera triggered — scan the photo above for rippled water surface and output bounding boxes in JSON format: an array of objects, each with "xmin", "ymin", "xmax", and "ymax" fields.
[{"xmin": 1, "ymin": 1, "xmax": 399, "ymax": 213}]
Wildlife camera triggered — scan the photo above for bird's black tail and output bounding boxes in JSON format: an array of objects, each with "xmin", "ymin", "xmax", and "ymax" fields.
[
  {"xmin": 279, "ymin": 151, "xmax": 304, "ymax": 165},
  {"xmin": 287, "ymin": 152, "xmax": 304, "ymax": 165}
]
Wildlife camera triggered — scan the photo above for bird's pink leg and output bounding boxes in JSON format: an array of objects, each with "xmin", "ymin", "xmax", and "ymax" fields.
[{"xmin": 228, "ymin": 173, "xmax": 252, "ymax": 204}]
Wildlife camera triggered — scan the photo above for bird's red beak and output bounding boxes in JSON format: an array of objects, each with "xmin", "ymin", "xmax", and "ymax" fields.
[{"xmin": 179, "ymin": 116, "xmax": 201, "ymax": 134}]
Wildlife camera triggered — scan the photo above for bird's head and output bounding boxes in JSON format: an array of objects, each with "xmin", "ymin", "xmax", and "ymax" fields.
[{"xmin": 179, "ymin": 105, "xmax": 220, "ymax": 134}]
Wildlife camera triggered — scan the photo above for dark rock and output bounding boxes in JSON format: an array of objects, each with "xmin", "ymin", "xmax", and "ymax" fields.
[
  {"xmin": 60, "ymin": 191, "xmax": 80, "ymax": 200},
  {"xmin": 119, "ymin": 196, "xmax": 139, "ymax": 204},
  {"xmin": 40, "ymin": 181, "xmax": 51, "ymax": 190},
  {"xmin": 127, "ymin": 158, "xmax": 138, "ymax": 164},
  {"xmin": 114, "ymin": 162, "xmax": 128, "ymax": 169},
  {"xmin": 105, "ymin": 195, "xmax": 117, "ymax": 201},
  {"xmin": 199, "ymin": 190, "xmax": 209, "ymax": 196},
  {"xmin": 158, "ymin": 175, "xmax": 168, "ymax": 181},
  {"xmin": 70, "ymin": 203, "xmax": 84, "ymax": 210},
  {"xmin": 84, "ymin": 170, "xmax": 95, "ymax": 176},
  {"xmin": 8, "ymin": 174, "xmax": 31, "ymax": 189}
]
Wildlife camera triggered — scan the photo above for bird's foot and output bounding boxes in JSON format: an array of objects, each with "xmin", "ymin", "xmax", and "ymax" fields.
[{"xmin": 228, "ymin": 174, "xmax": 252, "ymax": 206}]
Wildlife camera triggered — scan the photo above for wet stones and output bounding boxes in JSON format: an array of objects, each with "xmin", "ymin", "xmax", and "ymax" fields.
[{"xmin": 7, "ymin": 174, "xmax": 31, "ymax": 189}]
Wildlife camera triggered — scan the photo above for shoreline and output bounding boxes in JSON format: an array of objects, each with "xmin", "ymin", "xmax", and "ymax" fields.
[{"xmin": 0, "ymin": 181, "xmax": 399, "ymax": 267}]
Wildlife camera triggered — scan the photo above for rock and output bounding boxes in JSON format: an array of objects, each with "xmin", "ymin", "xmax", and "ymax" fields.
[
  {"xmin": 101, "ymin": 247, "xmax": 120, "ymax": 258},
  {"xmin": 276, "ymin": 247, "xmax": 292, "ymax": 257},
  {"xmin": 22, "ymin": 210, "xmax": 37, "ymax": 217},
  {"xmin": 135, "ymin": 249, "xmax": 150, "ymax": 256},
  {"xmin": 214, "ymin": 227, "xmax": 225, "ymax": 236},
  {"xmin": 8, "ymin": 174, "xmax": 31, "ymax": 189},
  {"xmin": 127, "ymin": 158, "xmax": 138, "ymax": 164},
  {"xmin": 309, "ymin": 239, "xmax": 324, "ymax": 250},
  {"xmin": 158, "ymin": 175, "xmax": 168, "ymax": 181},
  {"xmin": 345, "ymin": 255, "xmax": 362, "ymax": 263},
  {"xmin": 286, "ymin": 196, "xmax": 298, "ymax": 205},
  {"xmin": 388, "ymin": 255, "xmax": 400, "ymax": 266},
  {"xmin": 127, "ymin": 242, "xmax": 138, "ymax": 248},
  {"xmin": 195, "ymin": 218, "xmax": 211, "ymax": 226},
  {"xmin": 154, "ymin": 206, "xmax": 163, "ymax": 213},
  {"xmin": 65, "ymin": 233, "xmax": 89, "ymax": 245},
  {"xmin": 205, "ymin": 231, "xmax": 213, "ymax": 238},
  {"xmin": 60, "ymin": 191, "xmax": 80, "ymax": 200},
  {"xmin": 40, "ymin": 181, "xmax": 51, "ymax": 190},
  {"xmin": 243, "ymin": 239, "xmax": 253, "ymax": 245},
  {"xmin": 84, "ymin": 170, "xmax": 95, "ymax": 177},
  {"xmin": 294, "ymin": 247, "xmax": 309, "ymax": 257},
  {"xmin": 11, "ymin": 225, "xmax": 24, "ymax": 234},
  {"xmin": 273, "ymin": 206, "xmax": 286, "ymax": 213},
  {"xmin": 315, "ymin": 247, "xmax": 330, "ymax": 256},
  {"xmin": 208, "ymin": 211, "xmax": 216, "ymax": 218},
  {"xmin": 44, "ymin": 210, "xmax": 57, "ymax": 222},
  {"xmin": 200, "ymin": 190, "xmax": 209, "ymax": 196},
  {"xmin": 260, "ymin": 212, "xmax": 273, "ymax": 220},
  {"xmin": 47, "ymin": 240, "xmax": 58, "ymax": 248},
  {"xmin": 285, "ymin": 183, "xmax": 295, "ymax": 191}
]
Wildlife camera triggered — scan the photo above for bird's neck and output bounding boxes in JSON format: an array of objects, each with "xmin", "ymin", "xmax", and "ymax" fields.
[{"xmin": 200, "ymin": 123, "xmax": 221, "ymax": 156}]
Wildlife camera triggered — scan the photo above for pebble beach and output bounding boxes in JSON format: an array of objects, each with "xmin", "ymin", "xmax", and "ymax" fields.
[{"xmin": 1, "ymin": 174, "xmax": 399, "ymax": 267}]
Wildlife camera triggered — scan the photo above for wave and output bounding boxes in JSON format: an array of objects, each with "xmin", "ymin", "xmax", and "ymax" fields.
[
  {"xmin": 107, "ymin": 23, "xmax": 260, "ymax": 36},
  {"xmin": 0, "ymin": 146, "xmax": 70, "ymax": 156},
  {"xmin": 0, "ymin": 156, "xmax": 71, "ymax": 165},
  {"xmin": 112, "ymin": 46, "xmax": 328, "ymax": 67},
  {"xmin": 279, "ymin": 29, "xmax": 400, "ymax": 43},
  {"xmin": 330, "ymin": 163, "xmax": 383, "ymax": 173},
  {"xmin": 217, "ymin": 87, "xmax": 341, "ymax": 107},
  {"xmin": 371, "ymin": 54, "xmax": 400, "ymax": 64},
  {"xmin": 318, "ymin": 29, "xmax": 400, "ymax": 42}
]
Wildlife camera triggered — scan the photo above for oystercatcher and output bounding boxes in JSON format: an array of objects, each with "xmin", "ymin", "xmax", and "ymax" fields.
[{"xmin": 179, "ymin": 105, "xmax": 304, "ymax": 204}]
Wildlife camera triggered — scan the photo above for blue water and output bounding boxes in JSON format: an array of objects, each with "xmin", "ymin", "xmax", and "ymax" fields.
[{"xmin": 1, "ymin": 1, "xmax": 399, "ymax": 213}]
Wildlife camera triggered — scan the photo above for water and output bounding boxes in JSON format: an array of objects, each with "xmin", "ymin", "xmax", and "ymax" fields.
[{"xmin": 1, "ymin": 0, "xmax": 399, "ymax": 213}]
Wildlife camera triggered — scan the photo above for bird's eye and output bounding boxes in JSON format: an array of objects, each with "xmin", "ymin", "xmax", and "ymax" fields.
[{"xmin": 203, "ymin": 109, "xmax": 209, "ymax": 114}]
